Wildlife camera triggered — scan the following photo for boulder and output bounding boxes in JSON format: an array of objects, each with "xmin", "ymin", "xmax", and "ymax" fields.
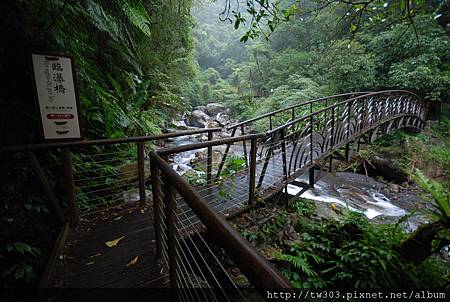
[
  {"xmin": 214, "ymin": 112, "xmax": 230, "ymax": 127},
  {"xmin": 194, "ymin": 105, "xmax": 206, "ymax": 112},
  {"xmin": 176, "ymin": 120, "xmax": 188, "ymax": 130},
  {"xmin": 205, "ymin": 103, "xmax": 227, "ymax": 116},
  {"xmin": 206, "ymin": 120, "xmax": 220, "ymax": 128},
  {"xmin": 189, "ymin": 109, "xmax": 210, "ymax": 128}
]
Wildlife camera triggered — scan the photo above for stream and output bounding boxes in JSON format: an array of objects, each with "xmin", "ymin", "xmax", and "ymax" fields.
[
  {"xmin": 164, "ymin": 132, "xmax": 206, "ymax": 174},
  {"xmin": 286, "ymin": 171, "xmax": 429, "ymax": 232}
]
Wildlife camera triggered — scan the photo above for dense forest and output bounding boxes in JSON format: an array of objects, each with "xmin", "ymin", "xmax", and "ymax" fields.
[
  {"xmin": 1, "ymin": 0, "xmax": 450, "ymax": 295},
  {"xmin": 193, "ymin": 1, "xmax": 449, "ymax": 119}
]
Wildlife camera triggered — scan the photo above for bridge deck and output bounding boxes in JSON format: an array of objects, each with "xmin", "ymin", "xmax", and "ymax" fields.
[
  {"xmin": 51, "ymin": 203, "xmax": 167, "ymax": 288},
  {"xmin": 177, "ymin": 146, "xmax": 290, "ymax": 226}
]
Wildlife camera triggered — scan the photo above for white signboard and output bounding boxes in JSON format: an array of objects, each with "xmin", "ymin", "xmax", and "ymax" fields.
[{"xmin": 32, "ymin": 54, "xmax": 82, "ymax": 140}]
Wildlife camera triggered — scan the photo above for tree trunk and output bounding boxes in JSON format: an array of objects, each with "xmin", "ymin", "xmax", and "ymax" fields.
[{"xmin": 396, "ymin": 221, "xmax": 449, "ymax": 263}]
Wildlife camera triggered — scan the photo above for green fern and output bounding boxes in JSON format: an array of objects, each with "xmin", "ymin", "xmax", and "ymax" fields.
[
  {"xmin": 120, "ymin": 0, "xmax": 152, "ymax": 37},
  {"xmin": 275, "ymin": 252, "xmax": 317, "ymax": 277},
  {"xmin": 413, "ymin": 169, "xmax": 450, "ymax": 221}
]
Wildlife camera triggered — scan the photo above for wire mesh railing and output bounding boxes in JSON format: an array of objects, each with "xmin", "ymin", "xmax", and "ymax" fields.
[
  {"xmin": 0, "ymin": 128, "xmax": 222, "ymax": 224},
  {"xmin": 150, "ymin": 149, "xmax": 291, "ymax": 298}
]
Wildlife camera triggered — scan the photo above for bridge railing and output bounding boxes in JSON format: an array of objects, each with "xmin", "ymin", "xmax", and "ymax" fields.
[
  {"xmin": 0, "ymin": 128, "xmax": 221, "ymax": 225},
  {"xmin": 150, "ymin": 148, "xmax": 291, "ymax": 298},
  {"xmin": 218, "ymin": 91, "xmax": 371, "ymax": 176},
  {"xmin": 256, "ymin": 90, "xmax": 427, "ymax": 190}
]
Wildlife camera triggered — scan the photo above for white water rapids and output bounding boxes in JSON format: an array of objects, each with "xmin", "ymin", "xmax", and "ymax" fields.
[{"xmin": 286, "ymin": 172, "xmax": 408, "ymax": 219}]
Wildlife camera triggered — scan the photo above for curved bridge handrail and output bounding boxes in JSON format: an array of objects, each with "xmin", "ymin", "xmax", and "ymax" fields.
[
  {"xmin": 267, "ymin": 90, "xmax": 425, "ymax": 135},
  {"xmin": 255, "ymin": 89, "xmax": 427, "ymax": 187},
  {"xmin": 227, "ymin": 91, "xmax": 372, "ymax": 130}
]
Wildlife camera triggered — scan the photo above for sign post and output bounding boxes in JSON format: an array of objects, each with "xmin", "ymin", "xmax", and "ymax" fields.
[{"xmin": 32, "ymin": 53, "xmax": 83, "ymax": 141}]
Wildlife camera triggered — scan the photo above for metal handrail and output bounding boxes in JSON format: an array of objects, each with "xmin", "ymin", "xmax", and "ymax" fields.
[
  {"xmin": 227, "ymin": 91, "xmax": 372, "ymax": 130},
  {"xmin": 267, "ymin": 90, "xmax": 424, "ymax": 135},
  {"xmin": 150, "ymin": 150, "xmax": 292, "ymax": 289},
  {"xmin": 0, "ymin": 128, "xmax": 222, "ymax": 152},
  {"xmin": 157, "ymin": 133, "xmax": 265, "ymax": 156}
]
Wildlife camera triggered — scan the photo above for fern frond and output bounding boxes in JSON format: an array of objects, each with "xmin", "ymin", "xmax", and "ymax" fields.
[
  {"xmin": 120, "ymin": 0, "xmax": 151, "ymax": 37},
  {"xmin": 413, "ymin": 169, "xmax": 450, "ymax": 219},
  {"xmin": 276, "ymin": 253, "xmax": 317, "ymax": 277}
]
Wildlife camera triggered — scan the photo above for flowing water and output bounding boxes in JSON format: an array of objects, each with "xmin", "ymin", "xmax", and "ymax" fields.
[
  {"xmin": 164, "ymin": 131, "xmax": 206, "ymax": 174},
  {"xmin": 287, "ymin": 172, "xmax": 410, "ymax": 219}
]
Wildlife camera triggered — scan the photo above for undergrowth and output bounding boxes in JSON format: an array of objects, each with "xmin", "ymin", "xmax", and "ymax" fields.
[{"xmin": 276, "ymin": 211, "xmax": 449, "ymax": 288}]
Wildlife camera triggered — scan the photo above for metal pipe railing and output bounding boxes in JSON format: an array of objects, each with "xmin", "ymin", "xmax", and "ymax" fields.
[
  {"xmin": 227, "ymin": 91, "xmax": 372, "ymax": 130},
  {"xmin": 150, "ymin": 150, "xmax": 292, "ymax": 291},
  {"xmin": 0, "ymin": 128, "xmax": 221, "ymax": 153},
  {"xmin": 267, "ymin": 90, "xmax": 425, "ymax": 135},
  {"xmin": 1, "ymin": 128, "xmax": 222, "ymax": 225}
]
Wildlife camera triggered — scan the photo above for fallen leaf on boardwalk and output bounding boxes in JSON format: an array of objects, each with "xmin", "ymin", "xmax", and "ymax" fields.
[
  {"xmin": 89, "ymin": 253, "xmax": 102, "ymax": 258},
  {"xmin": 86, "ymin": 261, "xmax": 95, "ymax": 266},
  {"xmin": 114, "ymin": 216, "xmax": 123, "ymax": 221},
  {"xmin": 105, "ymin": 236, "xmax": 125, "ymax": 247},
  {"xmin": 126, "ymin": 256, "xmax": 139, "ymax": 267}
]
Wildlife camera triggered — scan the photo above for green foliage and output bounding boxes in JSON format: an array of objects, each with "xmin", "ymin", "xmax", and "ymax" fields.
[
  {"xmin": 24, "ymin": 197, "xmax": 49, "ymax": 214},
  {"xmin": 413, "ymin": 169, "xmax": 450, "ymax": 225},
  {"xmin": 1, "ymin": 242, "xmax": 41, "ymax": 284},
  {"xmin": 364, "ymin": 15, "xmax": 450, "ymax": 101},
  {"xmin": 388, "ymin": 54, "xmax": 448, "ymax": 102},
  {"xmin": 194, "ymin": 1, "xmax": 450, "ymax": 125},
  {"xmin": 320, "ymin": 40, "xmax": 377, "ymax": 93},
  {"xmin": 276, "ymin": 211, "xmax": 448, "ymax": 288},
  {"xmin": 2, "ymin": 0, "xmax": 197, "ymax": 142},
  {"xmin": 291, "ymin": 199, "xmax": 315, "ymax": 217},
  {"xmin": 184, "ymin": 169, "xmax": 207, "ymax": 186},
  {"xmin": 237, "ymin": 210, "xmax": 288, "ymax": 244},
  {"xmin": 258, "ymin": 213, "xmax": 287, "ymax": 242},
  {"xmin": 220, "ymin": 156, "xmax": 246, "ymax": 178}
]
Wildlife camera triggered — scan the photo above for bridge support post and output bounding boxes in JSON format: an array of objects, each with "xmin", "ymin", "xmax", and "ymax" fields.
[
  {"xmin": 280, "ymin": 129, "xmax": 289, "ymax": 207},
  {"xmin": 216, "ymin": 127, "xmax": 237, "ymax": 178},
  {"xmin": 241, "ymin": 125, "xmax": 248, "ymax": 168},
  {"xmin": 63, "ymin": 148, "xmax": 79, "ymax": 225},
  {"xmin": 26, "ymin": 151, "xmax": 65, "ymax": 225},
  {"xmin": 309, "ymin": 167, "xmax": 315, "ymax": 188},
  {"xmin": 207, "ymin": 131, "xmax": 213, "ymax": 184},
  {"xmin": 163, "ymin": 177, "xmax": 179, "ymax": 295},
  {"xmin": 249, "ymin": 138, "xmax": 257, "ymax": 205},
  {"xmin": 137, "ymin": 142, "xmax": 146, "ymax": 205},
  {"xmin": 345, "ymin": 142, "xmax": 350, "ymax": 162},
  {"xmin": 150, "ymin": 159, "xmax": 163, "ymax": 260}
]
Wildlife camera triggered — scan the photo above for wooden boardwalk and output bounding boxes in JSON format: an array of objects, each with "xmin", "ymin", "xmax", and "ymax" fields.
[{"xmin": 51, "ymin": 203, "xmax": 167, "ymax": 288}]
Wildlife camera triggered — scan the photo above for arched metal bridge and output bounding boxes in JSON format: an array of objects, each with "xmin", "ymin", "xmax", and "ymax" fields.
[
  {"xmin": 153, "ymin": 90, "xmax": 427, "ymax": 221},
  {"xmin": 1, "ymin": 90, "xmax": 427, "ymax": 300}
]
